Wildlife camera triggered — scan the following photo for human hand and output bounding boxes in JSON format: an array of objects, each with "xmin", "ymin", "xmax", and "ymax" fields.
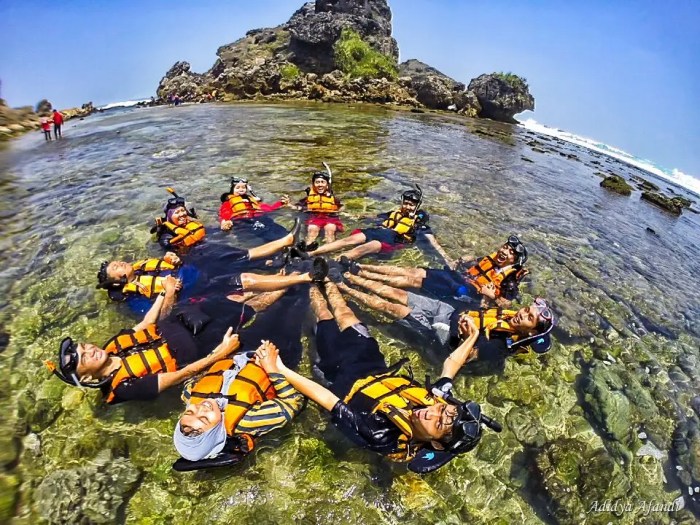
[
  {"xmin": 280, "ymin": 195, "xmax": 290, "ymax": 206},
  {"xmin": 221, "ymin": 220, "xmax": 233, "ymax": 231},
  {"xmin": 216, "ymin": 327, "xmax": 240, "ymax": 357},
  {"xmin": 458, "ymin": 315, "xmax": 478, "ymax": 338},
  {"xmin": 479, "ymin": 282, "xmax": 497, "ymax": 300},
  {"xmin": 163, "ymin": 252, "xmax": 181, "ymax": 266},
  {"xmin": 255, "ymin": 340, "xmax": 281, "ymax": 374},
  {"xmin": 162, "ymin": 275, "xmax": 182, "ymax": 294}
]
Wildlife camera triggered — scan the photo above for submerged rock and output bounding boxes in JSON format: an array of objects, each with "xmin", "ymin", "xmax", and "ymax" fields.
[
  {"xmin": 641, "ymin": 191, "xmax": 689, "ymax": 216},
  {"xmin": 35, "ymin": 450, "xmax": 140, "ymax": 524},
  {"xmin": 600, "ymin": 174, "xmax": 632, "ymax": 196}
]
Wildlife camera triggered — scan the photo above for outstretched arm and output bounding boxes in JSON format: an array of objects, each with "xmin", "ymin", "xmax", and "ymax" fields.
[
  {"xmin": 133, "ymin": 275, "xmax": 181, "ymax": 330},
  {"xmin": 157, "ymin": 328, "xmax": 240, "ymax": 392},
  {"xmin": 274, "ymin": 356, "xmax": 339, "ymax": 411},
  {"xmin": 440, "ymin": 316, "xmax": 480, "ymax": 379},
  {"xmin": 424, "ymin": 233, "xmax": 456, "ymax": 269}
]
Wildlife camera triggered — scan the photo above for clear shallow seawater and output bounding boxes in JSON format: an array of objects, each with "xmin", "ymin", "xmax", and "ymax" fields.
[{"xmin": 1, "ymin": 103, "xmax": 699, "ymax": 524}]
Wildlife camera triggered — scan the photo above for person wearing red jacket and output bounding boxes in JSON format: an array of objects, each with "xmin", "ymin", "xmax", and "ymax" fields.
[
  {"xmin": 218, "ymin": 177, "xmax": 290, "ymax": 242},
  {"xmin": 40, "ymin": 117, "xmax": 52, "ymax": 141},
  {"xmin": 52, "ymin": 109, "xmax": 64, "ymax": 139}
]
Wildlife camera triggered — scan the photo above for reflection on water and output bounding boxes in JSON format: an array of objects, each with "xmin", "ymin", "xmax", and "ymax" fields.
[{"xmin": 1, "ymin": 103, "xmax": 699, "ymax": 524}]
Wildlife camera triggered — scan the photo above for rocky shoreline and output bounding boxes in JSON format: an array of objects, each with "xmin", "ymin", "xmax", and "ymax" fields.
[{"xmin": 0, "ymin": 98, "xmax": 95, "ymax": 141}]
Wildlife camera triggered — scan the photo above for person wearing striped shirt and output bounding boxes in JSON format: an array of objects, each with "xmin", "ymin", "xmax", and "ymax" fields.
[{"xmin": 172, "ymin": 341, "xmax": 304, "ymax": 469}]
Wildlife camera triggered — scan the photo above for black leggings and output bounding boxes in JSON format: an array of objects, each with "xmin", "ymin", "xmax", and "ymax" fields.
[{"xmin": 315, "ymin": 320, "xmax": 388, "ymax": 398}]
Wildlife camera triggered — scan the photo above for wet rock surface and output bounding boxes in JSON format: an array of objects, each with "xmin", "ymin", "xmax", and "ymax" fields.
[{"xmin": 600, "ymin": 174, "xmax": 632, "ymax": 195}]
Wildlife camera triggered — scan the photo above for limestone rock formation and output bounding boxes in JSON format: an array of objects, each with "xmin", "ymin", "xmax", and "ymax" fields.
[
  {"xmin": 287, "ymin": 0, "xmax": 398, "ymax": 72},
  {"xmin": 468, "ymin": 73, "xmax": 535, "ymax": 123},
  {"xmin": 156, "ymin": 1, "xmax": 533, "ymax": 119},
  {"xmin": 398, "ymin": 59, "xmax": 480, "ymax": 116}
]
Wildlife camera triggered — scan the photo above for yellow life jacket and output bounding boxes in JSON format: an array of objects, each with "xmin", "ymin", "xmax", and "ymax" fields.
[
  {"xmin": 465, "ymin": 253, "xmax": 526, "ymax": 297},
  {"xmin": 344, "ymin": 370, "xmax": 444, "ymax": 462},
  {"xmin": 227, "ymin": 194, "xmax": 262, "ymax": 219},
  {"xmin": 103, "ymin": 325, "xmax": 178, "ymax": 404},
  {"xmin": 160, "ymin": 220, "xmax": 206, "ymax": 247},
  {"xmin": 121, "ymin": 259, "xmax": 177, "ymax": 299},
  {"xmin": 187, "ymin": 359, "xmax": 276, "ymax": 451},
  {"xmin": 381, "ymin": 209, "xmax": 417, "ymax": 244},
  {"xmin": 306, "ymin": 188, "xmax": 340, "ymax": 213},
  {"xmin": 459, "ymin": 308, "xmax": 530, "ymax": 355}
]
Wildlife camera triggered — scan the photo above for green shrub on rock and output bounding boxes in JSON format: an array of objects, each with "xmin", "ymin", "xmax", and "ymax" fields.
[
  {"xmin": 494, "ymin": 72, "xmax": 529, "ymax": 90},
  {"xmin": 333, "ymin": 28, "xmax": 398, "ymax": 80},
  {"xmin": 280, "ymin": 63, "xmax": 301, "ymax": 81}
]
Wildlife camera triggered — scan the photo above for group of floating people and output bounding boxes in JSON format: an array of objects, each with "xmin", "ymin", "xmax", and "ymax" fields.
[{"xmin": 46, "ymin": 164, "xmax": 555, "ymax": 474}]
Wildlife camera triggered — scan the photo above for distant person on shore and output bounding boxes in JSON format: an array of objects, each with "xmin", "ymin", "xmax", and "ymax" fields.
[
  {"xmin": 307, "ymin": 185, "xmax": 436, "ymax": 261},
  {"xmin": 219, "ymin": 177, "xmax": 291, "ymax": 243},
  {"xmin": 40, "ymin": 117, "xmax": 52, "ymax": 141},
  {"xmin": 52, "ymin": 109, "xmax": 64, "ymax": 139},
  {"xmin": 291, "ymin": 164, "xmax": 345, "ymax": 247}
]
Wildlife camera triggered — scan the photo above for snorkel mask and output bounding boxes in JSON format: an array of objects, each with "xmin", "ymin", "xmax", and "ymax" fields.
[
  {"xmin": 44, "ymin": 337, "xmax": 113, "ymax": 389},
  {"xmin": 408, "ymin": 377, "xmax": 502, "ymax": 474},
  {"xmin": 505, "ymin": 235, "xmax": 528, "ymax": 267},
  {"xmin": 508, "ymin": 297, "xmax": 555, "ymax": 354},
  {"xmin": 401, "ymin": 184, "xmax": 423, "ymax": 216}
]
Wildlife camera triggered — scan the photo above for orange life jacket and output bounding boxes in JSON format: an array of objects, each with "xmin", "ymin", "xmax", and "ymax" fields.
[
  {"xmin": 121, "ymin": 259, "xmax": 177, "ymax": 298},
  {"xmin": 305, "ymin": 188, "xmax": 340, "ymax": 213},
  {"xmin": 187, "ymin": 359, "xmax": 276, "ymax": 451},
  {"xmin": 227, "ymin": 194, "xmax": 262, "ymax": 219},
  {"xmin": 104, "ymin": 325, "xmax": 178, "ymax": 404},
  {"xmin": 464, "ymin": 253, "xmax": 527, "ymax": 297},
  {"xmin": 159, "ymin": 220, "xmax": 206, "ymax": 247},
  {"xmin": 381, "ymin": 209, "xmax": 417, "ymax": 244}
]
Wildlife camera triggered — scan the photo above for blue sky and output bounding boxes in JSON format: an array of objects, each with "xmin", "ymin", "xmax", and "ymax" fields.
[{"xmin": 1, "ymin": 0, "xmax": 699, "ymax": 176}]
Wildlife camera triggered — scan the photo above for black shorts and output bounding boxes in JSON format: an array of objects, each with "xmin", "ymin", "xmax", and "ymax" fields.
[
  {"xmin": 421, "ymin": 268, "xmax": 471, "ymax": 299},
  {"xmin": 360, "ymin": 227, "xmax": 399, "ymax": 246},
  {"xmin": 315, "ymin": 320, "xmax": 388, "ymax": 398}
]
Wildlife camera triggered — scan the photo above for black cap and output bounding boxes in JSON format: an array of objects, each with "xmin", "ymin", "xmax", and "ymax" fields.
[{"xmin": 312, "ymin": 171, "xmax": 330, "ymax": 183}]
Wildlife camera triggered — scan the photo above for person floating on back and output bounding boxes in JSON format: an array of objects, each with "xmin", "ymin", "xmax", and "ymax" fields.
[
  {"xmin": 172, "ymin": 341, "xmax": 305, "ymax": 471},
  {"xmin": 152, "ymin": 188, "xmax": 206, "ymax": 251},
  {"xmin": 307, "ymin": 185, "xmax": 442, "ymax": 261},
  {"xmin": 342, "ymin": 234, "xmax": 529, "ymax": 308},
  {"xmin": 219, "ymin": 177, "xmax": 290, "ymax": 242},
  {"xmin": 292, "ymin": 163, "xmax": 344, "ymax": 246},
  {"xmin": 270, "ymin": 281, "xmax": 501, "ymax": 473}
]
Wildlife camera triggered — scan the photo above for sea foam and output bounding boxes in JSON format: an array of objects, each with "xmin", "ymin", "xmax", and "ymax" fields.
[
  {"xmin": 97, "ymin": 99, "xmax": 151, "ymax": 111},
  {"xmin": 517, "ymin": 117, "xmax": 700, "ymax": 197}
]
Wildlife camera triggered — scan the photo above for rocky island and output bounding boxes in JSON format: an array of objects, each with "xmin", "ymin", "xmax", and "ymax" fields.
[{"xmin": 156, "ymin": 0, "xmax": 534, "ymax": 123}]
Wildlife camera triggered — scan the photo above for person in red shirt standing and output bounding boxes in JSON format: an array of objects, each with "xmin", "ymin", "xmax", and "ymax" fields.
[
  {"xmin": 52, "ymin": 109, "xmax": 64, "ymax": 139},
  {"xmin": 40, "ymin": 117, "xmax": 52, "ymax": 141}
]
